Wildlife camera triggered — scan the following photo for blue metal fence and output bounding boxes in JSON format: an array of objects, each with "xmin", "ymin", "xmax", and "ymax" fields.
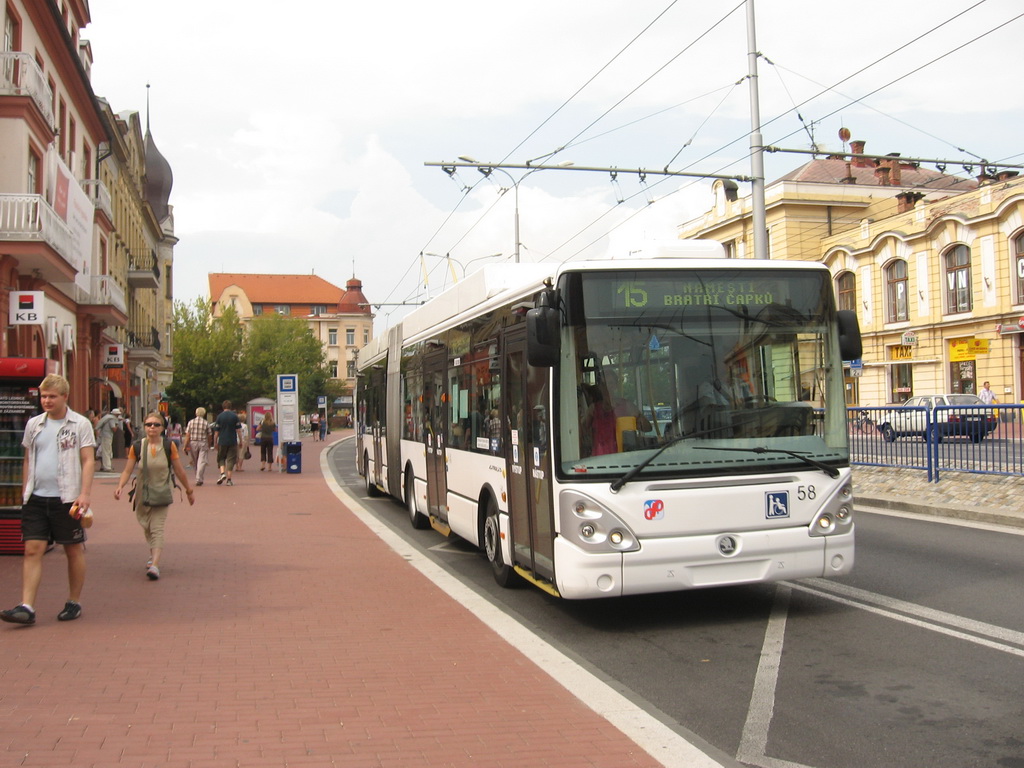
[{"xmin": 847, "ymin": 405, "xmax": 1024, "ymax": 482}]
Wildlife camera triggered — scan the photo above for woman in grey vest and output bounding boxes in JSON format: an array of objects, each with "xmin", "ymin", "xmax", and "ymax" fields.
[{"xmin": 114, "ymin": 412, "xmax": 195, "ymax": 580}]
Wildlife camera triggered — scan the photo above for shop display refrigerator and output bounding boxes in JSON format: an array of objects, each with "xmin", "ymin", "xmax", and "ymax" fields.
[{"xmin": 0, "ymin": 358, "xmax": 55, "ymax": 555}]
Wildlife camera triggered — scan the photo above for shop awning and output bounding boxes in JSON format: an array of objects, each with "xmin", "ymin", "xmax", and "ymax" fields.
[{"xmin": 90, "ymin": 377, "xmax": 123, "ymax": 399}]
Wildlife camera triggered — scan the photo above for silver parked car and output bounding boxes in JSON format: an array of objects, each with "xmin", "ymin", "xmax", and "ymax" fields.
[{"xmin": 876, "ymin": 394, "xmax": 998, "ymax": 443}]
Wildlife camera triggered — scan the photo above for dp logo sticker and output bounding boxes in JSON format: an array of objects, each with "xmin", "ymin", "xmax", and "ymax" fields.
[{"xmin": 644, "ymin": 499, "xmax": 664, "ymax": 520}]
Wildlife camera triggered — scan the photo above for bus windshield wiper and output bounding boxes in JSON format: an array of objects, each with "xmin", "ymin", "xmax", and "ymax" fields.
[
  {"xmin": 694, "ymin": 446, "xmax": 840, "ymax": 478},
  {"xmin": 609, "ymin": 423, "xmax": 730, "ymax": 493}
]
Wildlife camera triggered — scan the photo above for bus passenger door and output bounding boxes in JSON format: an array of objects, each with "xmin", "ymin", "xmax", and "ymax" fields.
[
  {"xmin": 369, "ymin": 367, "xmax": 386, "ymax": 488},
  {"xmin": 423, "ymin": 350, "xmax": 449, "ymax": 525},
  {"xmin": 503, "ymin": 329, "xmax": 556, "ymax": 585}
]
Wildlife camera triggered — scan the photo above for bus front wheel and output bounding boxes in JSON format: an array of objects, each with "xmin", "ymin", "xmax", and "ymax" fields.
[
  {"xmin": 484, "ymin": 498, "xmax": 516, "ymax": 588},
  {"xmin": 406, "ymin": 467, "xmax": 429, "ymax": 529}
]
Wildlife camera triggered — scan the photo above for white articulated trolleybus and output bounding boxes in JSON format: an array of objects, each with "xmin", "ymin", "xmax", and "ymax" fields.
[{"xmin": 356, "ymin": 241, "xmax": 863, "ymax": 599}]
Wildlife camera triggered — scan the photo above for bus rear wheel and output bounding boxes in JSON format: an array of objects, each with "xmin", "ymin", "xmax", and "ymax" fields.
[
  {"xmin": 484, "ymin": 498, "xmax": 516, "ymax": 588},
  {"xmin": 406, "ymin": 467, "xmax": 429, "ymax": 529}
]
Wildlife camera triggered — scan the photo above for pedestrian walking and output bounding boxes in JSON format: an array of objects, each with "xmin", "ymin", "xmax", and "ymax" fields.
[
  {"xmin": 183, "ymin": 407, "xmax": 212, "ymax": 486},
  {"xmin": 1, "ymin": 374, "xmax": 96, "ymax": 626},
  {"xmin": 212, "ymin": 400, "xmax": 241, "ymax": 486},
  {"xmin": 310, "ymin": 412, "xmax": 320, "ymax": 441},
  {"xmin": 980, "ymin": 381, "xmax": 998, "ymax": 405},
  {"xmin": 114, "ymin": 412, "xmax": 195, "ymax": 580},
  {"xmin": 235, "ymin": 412, "xmax": 250, "ymax": 471},
  {"xmin": 167, "ymin": 418, "xmax": 183, "ymax": 452},
  {"xmin": 95, "ymin": 407, "xmax": 120, "ymax": 472},
  {"xmin": 121, "ymin": 410, "xmax": 135, "ymax": 449},
  {"xmin": 258, "ymin": 412, "xmax": 276, "ymax": 471},
  {"xmin": 319, "ymin": 412, "xmax": 327, "ymax": 441}
]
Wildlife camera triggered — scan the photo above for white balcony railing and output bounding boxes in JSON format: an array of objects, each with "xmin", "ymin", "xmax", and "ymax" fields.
[
  {"xmin": 0, "ymin": 194, "xmax": 75, "ymax": 264},
  {"xmin": 0, "ymin": 52, "xmax": 55, "ymax": 125},
  {"xmin": 90, "ymin": 274, "xmax": 127, "ymax": 315},
  {"xmin": 82, "ymin": 179, "xmax": 113, "ymax": 221}
]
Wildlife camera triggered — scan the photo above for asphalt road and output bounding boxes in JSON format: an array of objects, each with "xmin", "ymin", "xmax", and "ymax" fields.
[{"xmin": 329, "ymin": 442, "xmax": 1024, "ymax": 768}]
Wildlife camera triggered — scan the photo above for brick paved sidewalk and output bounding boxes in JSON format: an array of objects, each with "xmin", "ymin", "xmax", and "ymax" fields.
[{"xmin": 0, "ymin": 434, "xmax": 664, "ymax": 768}]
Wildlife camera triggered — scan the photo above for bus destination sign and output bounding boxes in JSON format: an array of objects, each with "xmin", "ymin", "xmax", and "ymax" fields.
[
  {"xmin": 580, "ymin": 270, "xmax": 827, "ymax": 319},
  {"xmin": 617, "ymin": 279, "xmax": 775, "ymax": 308}
]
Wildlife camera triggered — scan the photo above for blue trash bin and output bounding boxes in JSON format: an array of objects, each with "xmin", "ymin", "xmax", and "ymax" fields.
[{"xmin": 285, "ymin": 441, "xmax": 302, "ymax": 473}]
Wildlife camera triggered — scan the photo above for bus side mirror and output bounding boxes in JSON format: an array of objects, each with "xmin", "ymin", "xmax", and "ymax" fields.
[
  {"xmin": 526, "ymin": 306, "xmax": 560, "ymax": 367},
  {"xmin": 837, "ymin": 310, "xmax": 862, "ymax": 361}
]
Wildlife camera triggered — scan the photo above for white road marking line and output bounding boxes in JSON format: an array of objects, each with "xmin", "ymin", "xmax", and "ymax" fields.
[
  {"xmin": 323, "ymin": 446, "xmax": 733, "ymax": 768},
  {"xmin": 792, "ymin": 578, "xmax": 1024, "ymax": 656}
]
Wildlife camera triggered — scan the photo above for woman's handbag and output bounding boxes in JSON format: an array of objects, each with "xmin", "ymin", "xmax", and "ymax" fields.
[
  {"xmin": 142, "ymin": 482, "xmax": 175, "ymax": 506},
  {"xmin": 244, "ymin": 447, "xmax": 252, "ymax": 460},
  {"xmin": 140, "ymin": 439, "xmax": 175, "ymax": 506}
]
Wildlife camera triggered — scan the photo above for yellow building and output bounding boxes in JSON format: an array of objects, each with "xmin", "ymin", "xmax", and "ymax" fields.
[
  {"xmin": 679, "ymin": 138, "xmax": 1024, "ymax": 406},
  {"xmin": 95, "ymin": 101, "xmax": 176, "ymax": 417}
]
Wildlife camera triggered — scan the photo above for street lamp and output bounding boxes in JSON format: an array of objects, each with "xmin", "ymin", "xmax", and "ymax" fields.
[{"xmin": 455, "ymin": 158, "xmax": 573, "ymax": 263}]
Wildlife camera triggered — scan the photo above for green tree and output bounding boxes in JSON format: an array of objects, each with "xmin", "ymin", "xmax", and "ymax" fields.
[
  {"xmin": 169, "ymin": 301, "xmax": 330, "ymax": 417},
  {"xmin": 167, "ymin": 298, "xmax": 246, "ymax": 417},
  {"xmin": 240, "ymin": 313, "xmax": 329, "ymax": 412}
]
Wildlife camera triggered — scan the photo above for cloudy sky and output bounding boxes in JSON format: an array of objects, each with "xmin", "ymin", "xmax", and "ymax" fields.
[{"xmin": 84, "ymin": 0, "xmax": 1023, "ymax": 325}]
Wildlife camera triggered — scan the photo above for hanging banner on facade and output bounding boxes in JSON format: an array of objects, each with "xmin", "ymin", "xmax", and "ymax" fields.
[
  {"xmin": 50, "ymin": 151, "xmax": 92, "ymax": 293},
  {"xmin": 9, "ymin": 292, "xmax": 44, "ymax": 325}
]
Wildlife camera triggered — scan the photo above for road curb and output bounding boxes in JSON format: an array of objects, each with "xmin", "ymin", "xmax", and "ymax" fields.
[{"xmin": 857, "ymin": 495, "xmax": 1024, "ymax": 529}]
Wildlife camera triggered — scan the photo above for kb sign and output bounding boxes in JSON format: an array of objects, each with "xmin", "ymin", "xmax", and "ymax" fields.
[{"xmin": 9, "ymin": 292, "xmax": 44, "ymax": 325}]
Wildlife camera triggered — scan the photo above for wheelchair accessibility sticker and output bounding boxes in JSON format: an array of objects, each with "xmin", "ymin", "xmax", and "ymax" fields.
[
  {"xmin": 766, "ymin": 491, "xmax": 790, "ymax": 519},
  {"xmin": 644, "ymin": 499, "xmax": 665, "ymax": 520}
]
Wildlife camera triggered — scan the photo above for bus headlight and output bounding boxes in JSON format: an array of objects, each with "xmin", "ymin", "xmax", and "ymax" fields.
[
  {"xmin": 809, "ymin": 484, "xmax": 854, "ymax": 537},
  {"xmin": 560, "ymin": 491, "xmax": 640, "ymax": 553}
]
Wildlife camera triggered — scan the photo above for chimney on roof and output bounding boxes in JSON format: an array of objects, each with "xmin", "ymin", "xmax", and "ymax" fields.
[
  {"xmin": 850, "ymin": 140, "xmax": 872, "ymax": 168},
  {"xmin": 884, "ymin": 154, "xmax": 902, "ymax": 186},
  {"xmin": 896, "ymin": 191, "xmax": 924, "ymax": 213},
  {"xmin": 997, "ymin": 170, "xmax": 1020, "ymax": 182},
  {"xmin": 874, "ymin": 166, "xmax": 891, "ymax": 186}
]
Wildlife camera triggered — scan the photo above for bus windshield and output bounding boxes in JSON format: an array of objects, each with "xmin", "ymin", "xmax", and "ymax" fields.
[{"xmin": 557, "ymin": 268, "xmax": 848, "ymax": 479}]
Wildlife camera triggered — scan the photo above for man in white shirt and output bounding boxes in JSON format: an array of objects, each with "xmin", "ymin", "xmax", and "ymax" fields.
[{"xmin": 1, "ymin": 374, "xmax": 96, "ymax": 626}]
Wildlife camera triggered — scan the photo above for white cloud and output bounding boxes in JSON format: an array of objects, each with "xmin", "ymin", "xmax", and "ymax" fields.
[{"xmin": 83, "ymin": 0, "xmax": 1023, "ymax": 315}]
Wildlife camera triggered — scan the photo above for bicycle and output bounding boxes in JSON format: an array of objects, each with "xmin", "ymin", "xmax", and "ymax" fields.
[{"xmin": 848, "ymin": 409, "xmax": 875, "ymax": 433}]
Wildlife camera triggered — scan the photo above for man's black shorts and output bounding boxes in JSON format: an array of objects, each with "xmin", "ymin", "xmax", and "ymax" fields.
[{"xmin": 21, "ymin": 495, "xmax": 85, "ymax": 545}]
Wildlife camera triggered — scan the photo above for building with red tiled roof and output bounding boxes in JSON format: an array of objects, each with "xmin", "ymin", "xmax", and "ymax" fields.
[{"xmin": 209, "ymin": 273, "xmax": 373, "ymax": 395}]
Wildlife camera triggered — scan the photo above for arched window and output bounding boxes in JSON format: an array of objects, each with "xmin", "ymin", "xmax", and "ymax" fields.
[
  {"xmin": 885, "ymin": 260, "xmax": 908, "ymax": 322},
  {"xmin": 944, "ymin": 245, "xmax": 972, "ymax": 313},
  {"xmin": 1014, "ymin": 232, "xmax": 1024, "ymax": 304},
  {"xmin": 836, "ymin": 271, "xmax": 856, "ymax": 312}
]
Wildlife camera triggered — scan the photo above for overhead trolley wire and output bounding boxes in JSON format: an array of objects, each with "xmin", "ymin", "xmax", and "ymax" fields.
[
  {"xmin": 402, "ymin": 0, "xmax": 697, "ymax": 305},
  {"xmin": 544, "ymin": 6, "xmax": 1022, "ymax": 267},
  {"xmin": 547, "ymin": 1, "xmax": 746, "ymax": 163},
  {"xmin": 499, "ymin": 0, "xmax": 683, "ymax": 166}
]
